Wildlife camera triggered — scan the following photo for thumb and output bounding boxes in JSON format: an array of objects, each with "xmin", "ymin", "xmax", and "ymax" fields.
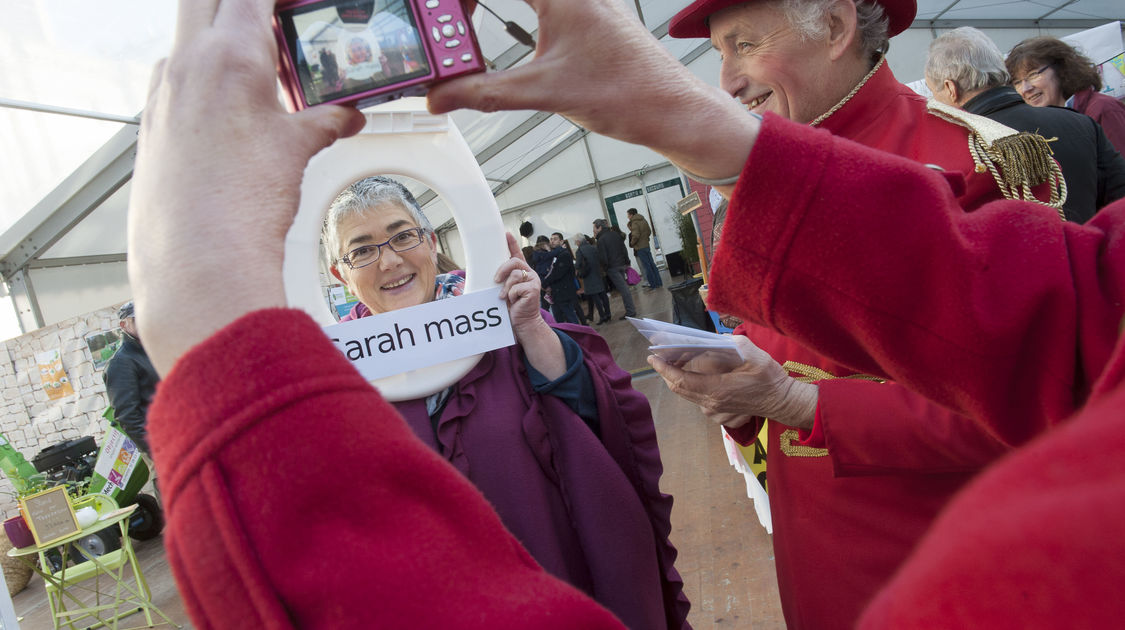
[{"xmin": 290, "ymin": 105, "xmax": 367, "ymax": 158}]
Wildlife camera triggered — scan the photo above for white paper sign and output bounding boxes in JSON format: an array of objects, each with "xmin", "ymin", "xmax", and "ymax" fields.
[{"xmin": 324, "ymin": 286, "xmax": 516, "ymax": 381}]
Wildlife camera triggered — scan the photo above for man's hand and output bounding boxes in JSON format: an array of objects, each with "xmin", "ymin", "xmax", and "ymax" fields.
[
  {"xmin": 129, "ymin": 0, "xmax": 365, "ymax": 375},
  {"xmin": 649, "ymin": 336, "xmax": 819, "ymax": 430},
  {"xmin": 427, "ymin": 0, "xmax": 757, "ymax": 189}
]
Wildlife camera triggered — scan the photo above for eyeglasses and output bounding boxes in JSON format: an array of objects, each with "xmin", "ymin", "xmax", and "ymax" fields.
[
  {"xmin": 338, "ymin": 227, "xmax": 428, "ymax": 270},
  {"xmin": 1012, "ymin": 65, "xmax": 1050, "ymax": 91}
]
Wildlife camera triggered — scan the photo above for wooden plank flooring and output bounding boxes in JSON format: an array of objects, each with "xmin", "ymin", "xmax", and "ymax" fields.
[
  {"xmin": 10, "ymin": 276, "xmax": 784, "ymax": 629},
  {"xmin": 597, "ymin": 278, "xmax": 784, "ymax": 629}
]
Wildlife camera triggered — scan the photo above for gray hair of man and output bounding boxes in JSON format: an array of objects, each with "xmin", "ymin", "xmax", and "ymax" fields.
[
  {"xmin": 925, "ymin": 27, "xmax": 1009, "ymax": 94},
  {"xmin": 322, "ymin": 176, "xmax": 435, "ymax": 266},
  {"xmin": 779, "ymin": 0, "xmax": 890, "ymax": 59}
]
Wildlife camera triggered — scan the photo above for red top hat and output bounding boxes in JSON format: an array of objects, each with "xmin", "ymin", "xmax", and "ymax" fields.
[{"xmin": 669, "ymin": 0, "xmax": 916, "ymax": 39}]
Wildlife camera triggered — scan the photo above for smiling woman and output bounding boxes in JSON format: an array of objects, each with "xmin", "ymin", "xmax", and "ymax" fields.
[
  {"xmin": 323, "ymin": 176, "xmax": 455, "ymax": 317},
  {"xmin": 317, "ymin": 175, "xmax": 690, "ymax": 629}
]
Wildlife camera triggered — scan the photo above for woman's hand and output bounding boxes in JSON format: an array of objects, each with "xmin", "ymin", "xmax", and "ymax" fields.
[{"xmin": 495, "ymin": 233, "xmax": 566, "ymax": 380}]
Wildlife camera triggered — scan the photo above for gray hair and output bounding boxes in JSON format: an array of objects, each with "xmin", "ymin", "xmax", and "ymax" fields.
[
  {"xmin": 925, "ymin": 27, "xmax": 1009, "ymax": 93},
  {"xmin": 778, "ymin": 0, "xmax": 890, "ymax": 59},
  {"xmin": 322, "ymin": 176, "xmax": 433, "ymax": 265}
]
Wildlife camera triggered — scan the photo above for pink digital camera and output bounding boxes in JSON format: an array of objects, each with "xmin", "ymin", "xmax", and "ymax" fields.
[{"xmin": 273, "ymin": 0, "xmax": 485, "ymax": 110}]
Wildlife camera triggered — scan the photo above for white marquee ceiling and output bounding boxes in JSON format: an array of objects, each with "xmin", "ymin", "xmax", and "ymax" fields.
[{"xmin": 1, "ymin": 0, "xmax": 1123, "ymax": 338}]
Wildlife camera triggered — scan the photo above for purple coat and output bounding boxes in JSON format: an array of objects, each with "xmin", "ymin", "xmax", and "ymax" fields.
[{"xmin": 392, "ymin": 322, "xmax": 690, "ymax": 629}]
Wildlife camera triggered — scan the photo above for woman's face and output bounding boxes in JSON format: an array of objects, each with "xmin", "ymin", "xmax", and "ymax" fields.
[
  {"xmin": 331, "ymin": 202, "xmax": 438, "ymax": 314},
  {"xmin": 1012, "ymin": 63, "xmax": 1065, "ymax": 107}
]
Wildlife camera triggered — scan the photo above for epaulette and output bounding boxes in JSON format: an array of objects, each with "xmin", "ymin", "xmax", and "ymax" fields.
[{"xmin": 926, "ymin": 99, "xmax": 1067, "ymax": 219}]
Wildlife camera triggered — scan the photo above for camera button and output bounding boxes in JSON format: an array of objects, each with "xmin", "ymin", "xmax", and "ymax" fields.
[
  {"xmin": 437, "ymin": 14, "xmax": 453, "ymax": 23},
  {"xmin": 442, "ymin": 24, "xmax": 456, "ymax": 37},
  {"xmin": 426, "ymin": 0, "xmax": 440, "ymax": 8},
  {"xmin": 461, "ymin": 53, "xmax": 473, "ymax": 63},
  {"xmin": 432, "ymin": 26, "xmax": 441, "ymax": 42},
  {"xmin": 457, "ymin": 21, "xmax": 466, "ymax": 35},
  {"xmin": 442, "ymin": 58, "xmax": 455, "ymax": 67},
  {"xmin": 444, "ymin": 39, "xmax": 461, "ymax": 48}
]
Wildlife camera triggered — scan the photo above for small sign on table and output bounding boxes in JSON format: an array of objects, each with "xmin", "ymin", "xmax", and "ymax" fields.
[{"xmin": 20, "ymin": 486, "xmax": 80, "ymax": 547}]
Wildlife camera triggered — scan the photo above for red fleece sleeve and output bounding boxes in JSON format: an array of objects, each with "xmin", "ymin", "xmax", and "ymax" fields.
[
  {"xmin": 708, "ymin": 114, "xmax": 1125, "ymax": 447},
  {"xmin": 147, "ymin": 308, "xmax": 624, "ymax": 630}
]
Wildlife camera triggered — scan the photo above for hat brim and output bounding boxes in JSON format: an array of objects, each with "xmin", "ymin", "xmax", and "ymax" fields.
[{"xmin": 669, "ymin": 0, "xmax": 916, "ymax": 40}]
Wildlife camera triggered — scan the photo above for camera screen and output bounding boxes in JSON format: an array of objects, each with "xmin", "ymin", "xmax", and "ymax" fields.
[{"xmin": 278, "ymin": 0, "xmax": 432, "ymax": 106}]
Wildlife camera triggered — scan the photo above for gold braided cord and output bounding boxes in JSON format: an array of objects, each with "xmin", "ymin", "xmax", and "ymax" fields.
[
  {"xmin": 779, "ymin": 429, "xmax": 829, "ymax": 458},
  {"xmin": 770, "ymin": 363, "xmax": 882, "ymax": 457},
  {"xmin": 809, "ymin": 56, "xmax": 885, "ymax": 128},
  {"xmin": 966, "ymin": 132, "xmax": 1068, "ymax": 219},
  {"xmin": 927, "ymin": 100, "xmax": 1068, "ymax": 218},
  {"xmin": 781, "ymin": 361, "xmax": 886, "ymax": 384}
]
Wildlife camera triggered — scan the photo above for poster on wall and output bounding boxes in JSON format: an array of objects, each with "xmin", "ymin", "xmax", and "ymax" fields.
[
  {"xmin": 36, "ymin": 348, "xmax": 75, "ymax": 400},
  {"xmin": 328, "ymin": 284, "xmax": 360, "ymax": 320},
  {"xmin": 644, "ymin": 179, "xmax": 688, "ymax": 255},
  {"xmin": 84, "ymin": 329, "xmax": 123, "ymax": 371},
  {"xmin": 1062, "ymin": 22, "xmax": 1125, "ymax": 100}
]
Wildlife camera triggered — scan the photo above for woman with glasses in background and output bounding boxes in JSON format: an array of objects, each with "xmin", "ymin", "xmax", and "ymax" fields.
[
  {"xmin": 322, "ymin": 176, "xmax": 690, "ymax": 630},
  {"xmin": 1006, "ymin": 36, "xmax": 1125, "ymax": 153}
]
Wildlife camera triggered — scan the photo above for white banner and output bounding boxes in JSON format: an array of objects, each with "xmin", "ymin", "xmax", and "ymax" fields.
[{"xmin": 324, "ymin": 286, "xmax": 516, "ymax": 381}]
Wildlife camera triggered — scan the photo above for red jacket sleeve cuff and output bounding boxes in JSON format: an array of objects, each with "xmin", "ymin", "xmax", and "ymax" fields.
[{"xmin": 796, "ymin": 403, "xmax": 826, "ymax": 448}]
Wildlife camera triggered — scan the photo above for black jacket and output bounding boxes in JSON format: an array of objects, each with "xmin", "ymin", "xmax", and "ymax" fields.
[
  {"xmin": 103, "ymin": 335, "xmax": 159, "ymax": 455},
  {"xmin": 962, "ymin": 86, "xmax": 1125, "ymax": 223},
  {"xmin": 541, "ymin": 246, "xmax": 579, "ymax": 302},
  {"xmin": 575, "ymin": 242, "xmax": 607, "ymax": 294},
  {"xmin": 595, "ymin": 227, "xmax": 630, "ymax": 269}
]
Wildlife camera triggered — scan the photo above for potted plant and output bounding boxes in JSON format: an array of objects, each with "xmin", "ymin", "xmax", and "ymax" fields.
[{"xmin": 675, "ymin": 211, "xmax": 701, "ymax": 277}]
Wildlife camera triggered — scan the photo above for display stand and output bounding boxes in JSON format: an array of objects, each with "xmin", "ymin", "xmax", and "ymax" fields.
[{"xmin": 8, "ymin": 502, "xmax": 178, "ymax": 630}]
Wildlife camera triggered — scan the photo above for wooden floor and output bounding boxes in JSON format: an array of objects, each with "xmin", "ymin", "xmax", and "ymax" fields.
[{"xmin": 10, "ymin": 275, "xmax": 784, "ymax": 629}]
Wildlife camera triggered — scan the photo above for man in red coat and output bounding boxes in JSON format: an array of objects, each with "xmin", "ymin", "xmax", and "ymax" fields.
[{"xmin": 638, "ymin": 0, "xmax": 1060, "ymax": 627}]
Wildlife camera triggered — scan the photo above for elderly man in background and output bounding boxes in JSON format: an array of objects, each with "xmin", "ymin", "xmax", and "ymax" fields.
[
  {"xmin": 626, "ymin": 208, "xmax": 663, "ymax": 289},
  {"xmin": 646, "ymin": 0, "xmax": 1063, "ymax": 627},
  {"xmin": 926, "ymin": 27, "xmax": 1125, "ymax": 223}
]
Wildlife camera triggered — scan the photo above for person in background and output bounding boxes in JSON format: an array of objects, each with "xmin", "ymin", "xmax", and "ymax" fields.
[
  {"xmin": 103, "ymin": 301, "xmax": 159, "ymax": 456},
  {"xmin": 926, "ymin": 27, "xmax": 1125, "ymax": 222},
  {"xmin": 627, "ymin": 208, "xmax": 663, "ymax": 289},
  {"xmin": 541, "ymin": 232, "xmax": 581, "ymax": 324},
  {"xmin": 436, "ymin": 251, "xmax": 464, "ymax": 277},
  {"xmin": 556, "ymin": 234, "xmax": 588, "ymax": 325},
  {"xmin": 575, "ymin": 233, "xmax": 610, "ymax": 324},
  {"xmin": 592, "ymin": 218, "xmax": 637, "ymax": 319},
  {"xmin": 1007, "ymin": 36, "xmax": 1125, "ymax": 153},
  {"xmin": 323, "ymin": 176, "xmax": 687, "ymax": 628},
  {"xmin": 531, "ymin": 235, "xmax": 554, "ymax": 310}
]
